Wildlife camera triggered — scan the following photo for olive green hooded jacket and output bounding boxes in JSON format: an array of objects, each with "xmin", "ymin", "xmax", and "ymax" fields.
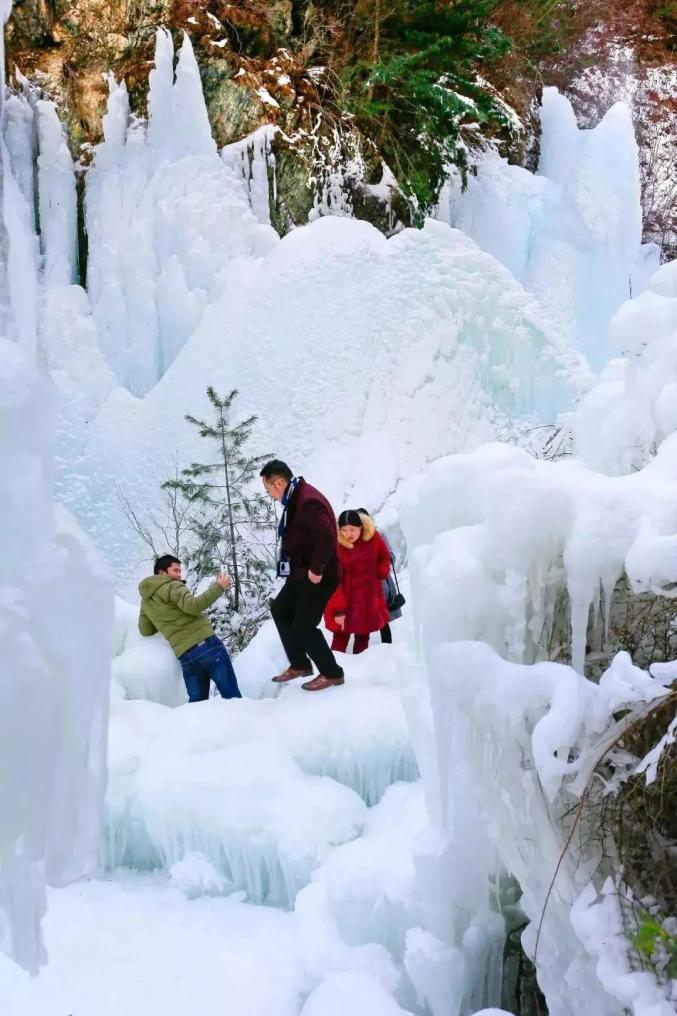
[{"xmin": 137, "ymin": 575, "xmax": 224, "ymax": 658}]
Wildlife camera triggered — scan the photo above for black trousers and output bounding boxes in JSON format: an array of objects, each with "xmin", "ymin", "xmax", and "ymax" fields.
[{"xmin": 270, "ymin": 575, "xmax": 344, "ymax": 679}]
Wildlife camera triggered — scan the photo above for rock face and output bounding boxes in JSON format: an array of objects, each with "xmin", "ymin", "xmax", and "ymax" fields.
[
  {"xmin": 487, "ymin": 0, "xmax": 677, "ymax": 259},
  {"xmin": 4, "ymin": 0, "xmax": 407, "ymax": 236},
  {"xmin": 5, "ymin": 0, "xmax": 674, "ymax": 252}
]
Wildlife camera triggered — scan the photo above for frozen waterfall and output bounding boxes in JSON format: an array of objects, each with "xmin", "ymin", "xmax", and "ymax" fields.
[{"xmin": 2, "ymin": 13, "xmax": 675, "ymax": 1016}]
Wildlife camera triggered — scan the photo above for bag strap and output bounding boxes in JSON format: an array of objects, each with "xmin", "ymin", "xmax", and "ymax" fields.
[{"xmin": 391, "ymin": 558, "xmax": 401, "ymax": 594}]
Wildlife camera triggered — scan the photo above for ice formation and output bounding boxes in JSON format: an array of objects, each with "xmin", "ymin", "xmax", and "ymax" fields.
[
  {"xmin": 401, "ymin": 639, "xmax": 676, "ymax": 1016},
  {"xmin": 104, "ymin": 645, "xmax": 418, "ymax": 905},
  {"xmin": 574, "ymin": 260, "xmax": 677, "ymax": 474},
  {"xmin": 393, "ymin": 404, "xmax": 677, "ymax": 1013},
  {"xmin": 221, "ymin": 123, "xmax": 277, "ymax": 225},
  {"xmin": 0, "ymin": 0, "xmax": 113, "ymax": 974},
  {"xmin": 0, "ymin": 342, "xmax": 111, "ymax": 974},
  {"xmin": 35, "ymin": 99, "xmax": 78, "ymax": 287},
  {"xmin": 438, "ymin": 87, "xmax": 660, "ymax": 367},
  {"xmin": 0, "ymin": 873, "xmax": 306, "ymax": 1016},
  {"xmin": 113, "ymin": 596, "xmax": 186, "ymax": 707},
  {"xmin": 84, "ymin": 31, "xmax": 277, "ymax": 395},
  {"xmin": 57, "ymin": 210, "xmax": 581, "ymax": 590}
]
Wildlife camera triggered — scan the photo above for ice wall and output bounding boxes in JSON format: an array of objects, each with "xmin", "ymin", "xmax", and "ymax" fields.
[
  {"xmin": 395, "ymin": 399, "xmax": 677, "ymax": 1013},
  {"xmin": 0, "ymin": 297, "xmax": 113, "ymax": 980},
  {"xmin": 438, "ymin": 88, "xmax": 660, "ymax": 368},
  {"xmin": 404, "ymin": 637, "xmax": 675, "ymax": 1016},
  {"xmin": 0, "ymin": 1, "xmax": 113, "ymax": 973}
]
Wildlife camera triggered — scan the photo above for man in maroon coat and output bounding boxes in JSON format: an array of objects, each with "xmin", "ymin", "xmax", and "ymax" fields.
[{"xmin": 261, "ymin": 459, "xmax": 345, "ymax": 691}]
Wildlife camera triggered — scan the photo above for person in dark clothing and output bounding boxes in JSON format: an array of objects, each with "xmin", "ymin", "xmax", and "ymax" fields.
[{"xmin": 261, "ymin": 459, "xmax": 345, "ymax": 692}]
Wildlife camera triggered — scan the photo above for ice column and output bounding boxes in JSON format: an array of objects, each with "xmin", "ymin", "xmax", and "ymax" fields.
[
  {"xmin": 35, "ymin": 99, "xmax": 78, "ymax": 286},
  {"xmin": 0, "ymin": 1, "xmax": 113, "ymax": 973},
  {"xmin": 2, "ymin": 88, "xmax": 38, "ymax": 349}
]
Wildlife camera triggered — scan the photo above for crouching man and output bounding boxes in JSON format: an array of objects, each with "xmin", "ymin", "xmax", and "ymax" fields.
[{"xmin": 138, "ymin": 554, "xmax": 241, "ymax": 702}]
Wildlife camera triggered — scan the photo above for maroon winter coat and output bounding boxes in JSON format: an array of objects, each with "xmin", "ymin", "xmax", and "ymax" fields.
[
  {"xmin": 324, "ymin": 519, "xmax": 391, "ymax": 634},
  {"xmin": 281, "ymin": 477, "xmax": 340, "ymax": 583}
]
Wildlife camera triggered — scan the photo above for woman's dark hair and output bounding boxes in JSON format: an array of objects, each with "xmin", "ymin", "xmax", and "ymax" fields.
[
  {"xmin": 154, "ymin": 554, "xmax": 181, "ymax": 575},
  {"xmin": 260, "ymin": 459, "xmax": 293, "ymax": 481},
  {"xmin": 338, "ymin": 509, "xmax": 363, "ymax": 528}
]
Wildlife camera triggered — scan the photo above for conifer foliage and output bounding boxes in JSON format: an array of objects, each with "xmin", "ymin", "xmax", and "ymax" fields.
[
  {"xmin": 162, "ymin": 387, "xmax": 277, "ymax": 651},
  {"xmin": 341, "ymin": 0, "xmax": 511, "ymax": 212},
  {"xmin": 121, "ymin": 388, "xmax": 277, "ymax": 653}
]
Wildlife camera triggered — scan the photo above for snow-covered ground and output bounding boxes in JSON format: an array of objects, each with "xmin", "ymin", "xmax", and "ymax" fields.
[{"xmin": 2, "ymin": 12, "xmax": 677, "ymax": 1016}]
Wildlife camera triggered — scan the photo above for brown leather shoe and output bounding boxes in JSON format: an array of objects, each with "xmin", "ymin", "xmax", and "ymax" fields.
[
  {"xmin": 302, "ymin": 675, "xmax": 345, "ymax": 691},
  {"xmin": 272, "ymin": 666, "xmax": 313, "ymax": 684}
]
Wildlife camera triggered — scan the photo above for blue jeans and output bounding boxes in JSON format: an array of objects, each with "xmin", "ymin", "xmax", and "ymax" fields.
[{"xmin": 179, "ymin": 636, "xmax": 241, "ymax": 702}]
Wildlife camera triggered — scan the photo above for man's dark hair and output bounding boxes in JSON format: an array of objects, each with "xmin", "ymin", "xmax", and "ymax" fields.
[
  {"xmin": 260, "ymin": 459, "xmax": 293, "ymax": 481},
  {"xmin": 154, "ymin": 554, "xmax": 181, "ymax": 575}
]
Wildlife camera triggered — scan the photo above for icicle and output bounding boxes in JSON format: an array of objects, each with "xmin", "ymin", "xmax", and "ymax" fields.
[
  {"xmin": 173, "ymin": 32, "xmax": 216, "ymax": 158},
  {"xmin": 147, "ymin": 27, "xmax": 175, "ymax": 155},
  {"xmin": 221, "ymin": 124, "xmax": 277, "ymax": 225},
  {"xmin": 35, "ymin": 100, "xmax": 78, "ymax": 287},
  {"xmin": 96, "ymin": 73, "xmax": 129, "ymax": 170},
  {"xmin": 3, "ymin": 89, "xmax": 36, "ymax": 224}
]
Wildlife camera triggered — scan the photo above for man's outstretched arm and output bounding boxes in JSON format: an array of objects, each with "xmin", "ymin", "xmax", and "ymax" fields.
[{"xmin": 166, "ymin": 576, "xmax": 229, "ymax": 615}]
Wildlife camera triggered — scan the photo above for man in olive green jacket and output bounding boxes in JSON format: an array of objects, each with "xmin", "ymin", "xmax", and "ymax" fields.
[{"xmin": 138, "ymin": 554, "xmax": 241, "ymax": 702}]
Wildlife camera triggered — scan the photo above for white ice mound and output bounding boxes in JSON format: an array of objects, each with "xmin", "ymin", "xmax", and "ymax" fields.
[
  {"xmin": 296, "ymin": 782, "xmax": 427, "ymax": 1008},
  {"xmin": 103, "ymin": 649, "xmax": 418, "ymax": 903},
  {"xmin": 0, "ymin": 339, "xmax": 113, "ymax": 973},
  {"xmin": 574, "ymin": 259, "xmax": 677, "ymax": 475},
  {"xmin": 65, "ymin": 212, "xmax": 581, "ymax": 583},
  {"xmin": 301, "ymin": 971, "xmax": 414, "ymax": 1016},
  {"xmin": 438, "ymin": 87, "xmax": 658, "ymax": 367},
  {"xmin": 107, "ymin": 619, "xmax": 417, "ymax": 800},
  {"xmin": 168, "ymin": 851, "xmax": 235, "ymax": 898},
  {"xmin": 104, "ymin": 697, "xmax": 369, "ymax": 905},
  {"xmin": 112, "ymin": 596, "xmax": 186, "ymax": 707}
]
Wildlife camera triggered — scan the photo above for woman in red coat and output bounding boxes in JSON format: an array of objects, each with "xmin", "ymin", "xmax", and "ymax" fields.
[{"xmin": 324, "ymin": 509, "xmax": 391, "ymax": 654}]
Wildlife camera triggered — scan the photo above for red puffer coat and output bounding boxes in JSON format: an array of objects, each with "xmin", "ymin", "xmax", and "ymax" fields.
[{"xmin": 324, "ymin": 517, "xmax": 391, "ymax": 634}]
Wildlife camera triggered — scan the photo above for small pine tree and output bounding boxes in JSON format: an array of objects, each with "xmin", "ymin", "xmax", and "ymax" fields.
[{"xmin": 163, "ymin": 387, "xmax": 277, "ymax": 651}]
